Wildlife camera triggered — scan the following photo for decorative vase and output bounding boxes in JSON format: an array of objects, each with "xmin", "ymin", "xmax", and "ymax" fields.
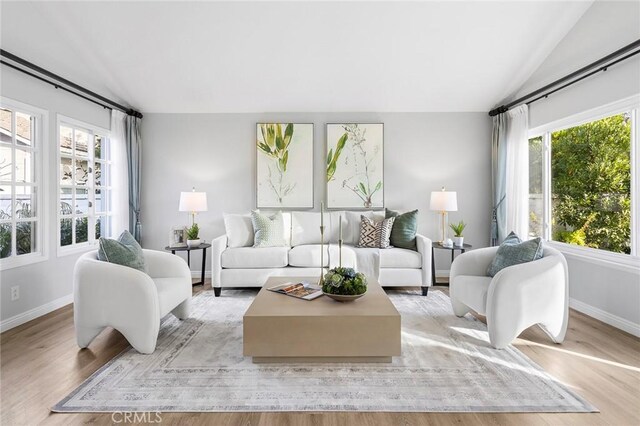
[
  {"xmin": 453, "ymin": 236, "xmax": 464, "ymax": 247},
  {"xmin": 187, "ymin": 239, "xmax": 201, "ymax": 247}
]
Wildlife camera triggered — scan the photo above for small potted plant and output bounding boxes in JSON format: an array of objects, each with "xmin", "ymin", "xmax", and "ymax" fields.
[
  {"xmin": 449, "ymin": 220, "xmax": 466, "ymax": 247},
  {"xmin": 186, "ymin": 223, "xmax": 201, "ymax": 247},
  {"xmin": 322, "ymin": 267, "xmax": 368, "ymax": 302}
]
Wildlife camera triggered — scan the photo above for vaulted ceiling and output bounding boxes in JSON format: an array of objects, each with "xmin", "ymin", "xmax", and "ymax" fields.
[{"xmin": 0, "ymin": 1, "xmax": 593, "ymax": 113}]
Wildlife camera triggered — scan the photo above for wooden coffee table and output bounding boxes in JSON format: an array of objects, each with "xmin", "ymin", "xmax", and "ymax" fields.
[{"xmin": 243, "ymin": 276, "xmax": 401, "ymax": 363}]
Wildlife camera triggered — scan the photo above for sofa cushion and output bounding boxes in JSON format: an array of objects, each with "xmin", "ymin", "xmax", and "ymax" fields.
[
  {"xmin": 343, "ymin": 210, "xmax": 385, "ymax": 245},
  {"xmin": 224, "ymin": 211, "xmax": 291, "ymax": 247},
  {"xmin": 224, "ymin": 213, "xmax": 254, "ymax": 248},
  {"xmin": 291, "ymin": 211, "xmax": 343, "ymax": 246},
  {"xmin": 97, "ymin": 230, "xmax": 147, "ymax": 273},
  {"xmin": 487, "ymin": 232, "xmax": 543, "ymax": 277},
  {"xmin": 379, "ymin": 248, "xmax": 422, "ymax": 268},
  {"xmin": 451, "ymin": 275, "xmax": 492, "ymax": 315},
  {"xmin": 357, "ymin": 216, "xmax": 395, "ymax": 248},
  {"xmin": 221, "ymin": 247, "xmax": 289, "ymax": 268},
  {"xmin": 251, "ymin": 210, "xmax": 287, "ymax": 247},
  {"xmin": 289, "ymin": 244, "xmax": 357, "ymax": 268},
  {"xmin": 385, "ymin": 209, "xmax": 418, "ymax": 251}
]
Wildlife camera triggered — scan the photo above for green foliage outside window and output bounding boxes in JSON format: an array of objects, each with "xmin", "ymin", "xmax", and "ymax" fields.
[
  {"xmin": 0, "ymin": 224, "xmax": 10, "ymax": 258},
  {"xmin": 551, "ymin": 113, "xmax": 631, "ymax": 254},
  {"xmin": 0, "ymin": 203, "xmax": 36, "ymax": 257}
]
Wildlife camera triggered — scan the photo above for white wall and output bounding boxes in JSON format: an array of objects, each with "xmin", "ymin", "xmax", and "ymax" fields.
[
  {"xmin": 517, "ymin": 0, "xmax": 640, "ymax": 128},
  {"xmin": 0, "ymin": 67, "xmax": 111, "ymax": 329},
  {"xmin": 140, "ymin": 113, "xmax": 492, "ymax": 278},
  {"xmin": 514, "ymin": 0, "xmax": 640, "ymax": 335}
]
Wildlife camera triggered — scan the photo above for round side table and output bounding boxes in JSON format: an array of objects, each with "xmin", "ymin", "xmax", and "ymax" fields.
[
  {"xmin": 431, "ymin": 242, "xmax": 472, "ymax": 287},
  {"xmin": 165, "ymin": 243, "xmax": 211, "ymax": 287}
]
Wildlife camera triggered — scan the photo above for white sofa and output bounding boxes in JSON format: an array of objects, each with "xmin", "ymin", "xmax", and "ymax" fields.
[
  {"xmin": 211, "ymin": 211, "xmax": 433, "ymax": 296},
  {"xmin": 450, "ymin": 245, "xmax": 568, "ymax": 349},
  {"xmin": 73, "ymin": 249, "xmax": 192, "ymax": 354}
]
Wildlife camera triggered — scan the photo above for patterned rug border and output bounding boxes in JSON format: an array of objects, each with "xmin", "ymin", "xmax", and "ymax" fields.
[{"xmin": 52, "ymin": 290, "xmax": 598, "ymax": 414}]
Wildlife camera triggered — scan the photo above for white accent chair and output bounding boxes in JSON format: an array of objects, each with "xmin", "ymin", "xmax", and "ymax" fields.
[
  {"xmin": 73, "ymin": 249, "xmax": 192, "ymax": 354},
  {"xmin": 450, "ymin": 245, "xmax": 568, "ymax": 349}
]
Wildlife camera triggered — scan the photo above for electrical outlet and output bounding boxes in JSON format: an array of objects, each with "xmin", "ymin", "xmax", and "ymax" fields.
[{"xmin": 10, "ymin": 286, "xmax": 19, "ymax": 301}]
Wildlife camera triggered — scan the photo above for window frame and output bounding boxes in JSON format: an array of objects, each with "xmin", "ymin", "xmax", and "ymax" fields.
[
  {"xmin": 0, "ymin": 98, "xmax": 49, "ymax": 271},
  {"xmin": 528, "ymin": 94, "xmax": 640, "ymax": 269},
  {"xmin": 56, "ymin": 115, "xmax": 111, "ymax": 257}
]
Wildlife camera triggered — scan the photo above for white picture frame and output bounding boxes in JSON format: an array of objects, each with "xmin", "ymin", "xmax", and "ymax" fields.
[{"xmin": 169, "ymin": 226, "xmax": 187, "ymax": 248}]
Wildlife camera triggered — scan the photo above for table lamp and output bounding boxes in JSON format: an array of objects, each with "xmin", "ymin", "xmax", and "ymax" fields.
[
  {"xmin": 179, "ymin": 187, "xmax": 208, "ymax": 226},
  {"xmin": 430, "ymin": 187, "xmax": 458, "ymax": 243}
]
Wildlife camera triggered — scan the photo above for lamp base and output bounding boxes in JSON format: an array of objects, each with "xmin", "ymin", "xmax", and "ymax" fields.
[{"xmin": 438, "ymin": 211, "xmax": 449, "ymax": 244}]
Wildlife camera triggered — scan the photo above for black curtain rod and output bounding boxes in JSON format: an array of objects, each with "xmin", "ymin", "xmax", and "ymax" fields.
[
  {"xmin": 489, "ymin": 39, "xmax": 640, "ymax": 117},
  {"xmin": 0, "ymin": 49, "xmax": 143, "ymax": 119}
]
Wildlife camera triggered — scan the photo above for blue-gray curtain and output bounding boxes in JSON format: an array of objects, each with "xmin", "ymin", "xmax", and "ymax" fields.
[
  {"xmin": 491, "ymin": 113, "xmax": 507, "ymax": 246},
  {"xmin": 125, "ymin": 115, "xmax": 142, "ymax": 242}
]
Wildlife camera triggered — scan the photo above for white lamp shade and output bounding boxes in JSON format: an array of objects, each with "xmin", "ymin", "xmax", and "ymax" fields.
[
  {"xmin": 179, "ymin": 191, "xmax": 208, "ymax": 212},
  {"xmin": 430, "ymin": 190, "xmax": 458, "ymax": 211}
]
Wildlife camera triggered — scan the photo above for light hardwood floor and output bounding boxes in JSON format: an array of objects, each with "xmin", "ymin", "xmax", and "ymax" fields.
[{"xmin": 1, "ymin": 282, "xmax": 639, "ymax": 426}]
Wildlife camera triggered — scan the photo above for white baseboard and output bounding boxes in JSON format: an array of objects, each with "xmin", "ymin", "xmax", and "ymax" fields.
[
  {"xmin": 435, "ymin": 269, "xmax": 450, "ymax": 278},
  {"xmin": 191, "ymin": 270, "xmax": 212, "ymax": 279},
  {"xmin": 0, "ymin": 293, "xmax": 73, "ymax": 333},
  {"xmin": 569, "ymin": 298, "xmax": 640, "ymax": 337}
]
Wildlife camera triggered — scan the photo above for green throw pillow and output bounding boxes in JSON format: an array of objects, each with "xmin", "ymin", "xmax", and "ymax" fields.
[
  {"xmin": 487, "ymin": 232, "xmax": 543, "ymax": 277},
  {"xmin": 97, "ymin": 230, "xmax": 147, "ymax": 273},
  {"xmin": 251, "ymin": 210, "xmax": 286, "ymax": 248},
  {"xmin": 385, "ymin": 209, "xmax": 418, "ymax": 251}
]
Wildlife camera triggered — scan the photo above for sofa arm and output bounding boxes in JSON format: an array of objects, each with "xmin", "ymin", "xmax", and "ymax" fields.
[
  {"xmin": 416, "ymin": 234, "xmax": 433, "ymax": 286},
  {"xmin": 144, "ymin": 249, "xmax": 191, "ymax": 280},
  {"xmin": 73, "ymin": 253, "xmax": 160, "ymax": 350},
  {"xmin": 450, "ymin": 246, "xmax": 499, "ymax": 280},
  {"xmin": 210, "ymin": 235, "xmax": 228, "ymax": 288},
  {"xmin": 487, "ymin": 254, "xmax": 568, "ymax": 347}
]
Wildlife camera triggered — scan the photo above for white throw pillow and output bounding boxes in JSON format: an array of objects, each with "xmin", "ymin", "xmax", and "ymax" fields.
[
  {"xmin": 281, "ymin": 212, "xmax": 292, "ymax": 246},
  {"xmin": 223, "ymin": 213, "xmax": 255, "ymax": 248},
  {"xmin": 259, "ymin": 211, "xmax": 291, "ymax": 246},
  {"xmin": 291, "ymin": 211, "xmax": 343, "ymax": 246},
  {"xmin": 251, "ymin": 211, "xmax": 287, "ymax": 248}
]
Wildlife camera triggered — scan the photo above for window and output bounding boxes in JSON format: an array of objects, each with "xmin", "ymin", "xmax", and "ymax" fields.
[
  {"xmin": 529, "ymin": 97, "xmax": 638, "ymax": 258},
  {"xmin": 528, "ymin": 135, "xmax": 544, "ymax": 239},
  {"xmin": 0, "ymin": 100, "xmax": 46, "ymax": 268},
  {"xmin": 58, "ymin": 117, "xmax": 111, "ymax": 253}
]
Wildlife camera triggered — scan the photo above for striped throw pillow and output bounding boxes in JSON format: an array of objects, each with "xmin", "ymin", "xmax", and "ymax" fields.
[
  {"xmin": 251, "ymin": 210, "xmax": 287, "ymax": 248},
  {"xmin": 357, "ymin": 216, "xmax": 395, "ymax": 249}
]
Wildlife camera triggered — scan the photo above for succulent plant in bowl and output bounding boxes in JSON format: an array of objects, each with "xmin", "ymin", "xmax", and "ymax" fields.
[
  {"xmin": 449, "ymin": 220, "xmax": 466, "ymax": 247},
  {"xmin": 322, "ymin": 267, "xmax": 367, "ymax": 302},
  {"xmin": 186, "ymin": 223, "xmax": 201, "ymax": 247}
]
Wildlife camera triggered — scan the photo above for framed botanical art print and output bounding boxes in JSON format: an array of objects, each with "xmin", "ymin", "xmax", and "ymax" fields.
[
  {"xmin": 256, "ymin": 123, "xmax": 314, "ymax": 209},
  {"xmin": 326, "ymin": 123, "xmax": 384, "ymax": 209}
]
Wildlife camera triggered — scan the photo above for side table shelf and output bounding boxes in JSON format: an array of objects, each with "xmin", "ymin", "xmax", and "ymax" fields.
[
  {"xmin": 431, "ymin": 242, "xmax": 472, "ymax": 287},
  {"xmin": 165, "ymin": 243, "xmax": 211, "ymax": 287}
]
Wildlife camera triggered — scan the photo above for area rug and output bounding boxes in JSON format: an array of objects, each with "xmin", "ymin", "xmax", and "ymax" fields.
[{"xmin": 53, "ymin": 290, "xmax": 596, "ymax": 413}]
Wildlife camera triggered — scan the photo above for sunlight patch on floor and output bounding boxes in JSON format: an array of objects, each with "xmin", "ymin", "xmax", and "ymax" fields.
[
  {"xmin": 403, "ymin": 328, "xmax": 570, "ymax": 384},
  {"xmin": 514, "ymin": 339, "xmax": 640, "ymax": 373}
]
